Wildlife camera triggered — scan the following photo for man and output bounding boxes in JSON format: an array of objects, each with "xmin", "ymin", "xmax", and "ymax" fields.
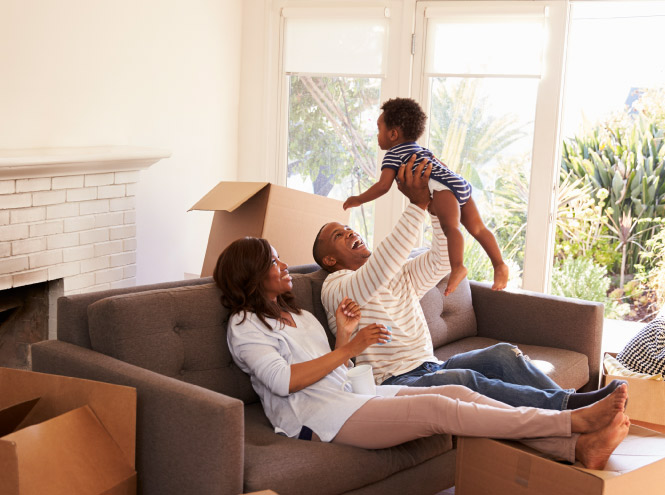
[{"xmin": 313, "ymin": 155, "xmax": 623, "ymax": 409}]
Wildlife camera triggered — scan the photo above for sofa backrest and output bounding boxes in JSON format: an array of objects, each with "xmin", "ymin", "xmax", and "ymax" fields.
[
  {"xmin": 82, "ymin": 272, "xmax": 325, "ymax": 405},
  {"xmin": 57, "ymin": 277, "xmax": 214, "ymax": 348},
  {"xmin": 287, "ymin": 269, "xmax": 478, "ymax": 349},
  {"xmin": 421, "ymin": 273, "xmax": 478, "ymax": 348},
  {"xmin": 60, "ymin": 264, "xmax": 477, "ymax": 405},
  {"xmin": 87, "ymin": 281, "xmax": 262, "ymax": 403}
]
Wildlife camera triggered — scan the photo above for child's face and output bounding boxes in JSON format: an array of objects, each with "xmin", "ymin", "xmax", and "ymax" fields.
[{"xmin": 377, "ymin": 112, "xmax": 396, "ymax": 150}]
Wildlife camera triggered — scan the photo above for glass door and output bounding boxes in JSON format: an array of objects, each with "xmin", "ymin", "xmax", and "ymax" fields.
[
  {"xmin": 279, "ymin": 8, "xmax": 392, "ymax": 247},
  {"xmin": 412, "ymin": 1, "xmax": 567, "ymax": 290}
]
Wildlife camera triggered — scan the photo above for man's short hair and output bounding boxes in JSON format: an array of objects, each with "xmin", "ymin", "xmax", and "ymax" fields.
[
  {"xmin": 381, "ymin": 97, "xmax": 427, "ymax": 141},
  {"xmin": 312, "ymin": 223, "xmax": 333, "ymax": 272}
]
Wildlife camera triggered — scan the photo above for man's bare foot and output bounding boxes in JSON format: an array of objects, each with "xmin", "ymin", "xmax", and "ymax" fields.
[
  {"xmin": 445, "ymin": 266, "xmax": 468, "ymax": 296},
  {"xmin": 571, "ymin": 384, "xmax": 628, "ymax": 433},
  {"xmin": 492, "ymin": 262, "xmax": 509, "ymax": 290},
  {"xmin": 575, "ymin": 412, "xmax": 630, "ymax": 470}
]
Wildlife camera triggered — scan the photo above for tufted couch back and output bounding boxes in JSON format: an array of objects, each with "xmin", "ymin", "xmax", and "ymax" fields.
[{"xmin": 57, "ymin": 267, "xmax": 477, "ymax": 406}]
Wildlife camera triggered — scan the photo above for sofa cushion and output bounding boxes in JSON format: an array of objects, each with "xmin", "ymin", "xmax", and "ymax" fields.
[
  {"xmin": 87, "ymin": 283, "xmax": 259, "ymax": 404},
  {"xmin": 242, "ymin": 403, "xmax": 452, "ymax": 495},
  {"xmin": 433, "ymin": 336, "xmax": 590, "ymax": 391},
  {"xmin": 290, "ymin": 270, "xmax": 329, "ymax": 323},
  {"xmin": 617, "ymin": 316, "xmax": 665, "ymax": 375},
  {"xmin": 422, "ymin": 274, "xmax": 477, "ymax": 348},
  {"xmin": 290, "ymin": 270, "xmax": 336, "ymax": 346},
  {"xmin": 57, "ymin": 276, "xmax": 214, "ymax": 349}
]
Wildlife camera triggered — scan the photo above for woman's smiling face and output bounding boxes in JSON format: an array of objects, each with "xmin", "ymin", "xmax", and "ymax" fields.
[{"xmin": 262, "ymin": 246, "xmax": 292, "ymax": 301}]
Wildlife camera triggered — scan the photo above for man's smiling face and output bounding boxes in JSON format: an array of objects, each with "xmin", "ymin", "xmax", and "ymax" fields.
[{"xmin": 318, "ymin": 222, "xmax": 371, "ymax": 272}]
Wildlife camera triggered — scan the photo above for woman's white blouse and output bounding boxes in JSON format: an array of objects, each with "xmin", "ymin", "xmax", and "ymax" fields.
[{"xmin": 227, "ymin": 310, "xmax": 401, "ymax": 442}]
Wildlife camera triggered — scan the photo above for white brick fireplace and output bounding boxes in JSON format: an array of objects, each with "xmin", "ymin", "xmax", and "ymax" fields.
[
  {"xmin": 0, "ymin": 147, "xmax": 169, "ymax": 368},
  {"xmin": 0, "ymin": 146, "xmax": 169, "ymax": 324}
]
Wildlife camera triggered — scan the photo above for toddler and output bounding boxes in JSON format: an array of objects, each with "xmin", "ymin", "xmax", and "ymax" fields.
[{"xmin": 343, "ymin": 97, "xmax": 509, "ymax": 295}]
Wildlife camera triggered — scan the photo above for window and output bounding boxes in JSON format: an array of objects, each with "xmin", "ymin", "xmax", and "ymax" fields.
[
  {"xmin": 280, "ymin": 8, "xmax": 391, "ymax": 246},
  {"xmin": 411, "ymin": 2, "xmax": 563, "ymax": 290}
]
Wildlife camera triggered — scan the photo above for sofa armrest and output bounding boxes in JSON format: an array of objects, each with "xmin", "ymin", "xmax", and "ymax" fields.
[
  {"xmin": 469, "ymin": 281, "xmax": 604, "ymax": 391},
  {"xmin": 31, "ymin": 340, "xmax": 244, "ymax": 495}
]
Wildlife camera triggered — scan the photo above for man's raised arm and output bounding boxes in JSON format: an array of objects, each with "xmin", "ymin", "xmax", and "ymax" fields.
[{"xmin": 322, "ymin": 157, "xmax": 432, "ymax": 310}]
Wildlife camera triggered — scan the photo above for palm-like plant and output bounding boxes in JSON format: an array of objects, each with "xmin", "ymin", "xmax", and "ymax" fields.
[
  {"xmin": 561, "ymin": 115, "xmax": 665, "ymax": 285},
  {"xmin": 428, "ymin": 78, "xmax": 527, "ymax": 195}
]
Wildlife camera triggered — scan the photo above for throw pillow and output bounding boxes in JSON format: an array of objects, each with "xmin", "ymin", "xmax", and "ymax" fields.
[
  {"xmin": 603, "ymin": 353, "xmax": 663, "ymax": 380},
  {"xmin": 616, "ymin": 316, "xmax": 665, "ymax": 375}
]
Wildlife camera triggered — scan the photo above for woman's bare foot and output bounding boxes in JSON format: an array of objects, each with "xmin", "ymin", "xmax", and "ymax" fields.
[
  {"xmin": 575, "ymin": 412, "xmax": 630, "ymax": 470},
  {"xmin": 445, "ymin": 266, "xmax": 468, "ymax": 296},
  {"xmin": 571, "ymin": 384, "xmax": 628, "ymax": 433},
  {"xmin": 492, "ymin": 262, "xmax": 509, "ymax": 290}
]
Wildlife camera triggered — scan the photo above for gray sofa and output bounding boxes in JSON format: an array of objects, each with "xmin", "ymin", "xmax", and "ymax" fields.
[{"xmin": 31, "ymin": 266, "xmax": 603, "ymax": 495}]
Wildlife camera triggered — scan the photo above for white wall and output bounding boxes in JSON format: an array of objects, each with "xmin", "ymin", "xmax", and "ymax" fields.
[
  {"xmin": 0, "ymin": 0, "xmax": 243, "ymax": 283},
  {"xmin": 238, "ymin": 0, "xmax": 278, "ymax": 183}
]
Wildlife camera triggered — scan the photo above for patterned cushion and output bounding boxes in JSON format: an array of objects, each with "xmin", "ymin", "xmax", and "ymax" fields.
[
  {"xmin": 604, "ymin": 353, "xmax": 663, "ymax": 380},
  {"xmin": 617, "ymin": 317, "xmax": 665, "ymax": 375}
]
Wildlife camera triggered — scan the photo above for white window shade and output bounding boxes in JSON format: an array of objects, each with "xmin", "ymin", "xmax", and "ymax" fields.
[
  {"xmin": 425, "ymin": 14, "xmax": 546, "ymax": 77},
  {"xmin": 282, "ymin": 15, "xmax": 389, "ymax": 76}
]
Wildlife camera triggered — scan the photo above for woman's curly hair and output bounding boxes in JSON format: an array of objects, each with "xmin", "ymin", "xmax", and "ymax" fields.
[
  {"xmin": 381, "ymin": 97, "xmax": 427, "ymax": 141},
  {"xmin": 214, "ymin": 237, "xmax": 301, "ymax": 330}
]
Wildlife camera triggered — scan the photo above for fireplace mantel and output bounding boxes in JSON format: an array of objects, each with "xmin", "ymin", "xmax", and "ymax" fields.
[
  {"xmin": 1, "ymin": 144, "xmax": 171, "ymax": 298},
  {"xmin": 0, "ymin": 146, "xmax": 171, "ymax": 180}
]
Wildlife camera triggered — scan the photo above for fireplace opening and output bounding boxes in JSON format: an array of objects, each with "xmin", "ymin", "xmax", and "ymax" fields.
[
  {"xmin": 0, "ymin": 297, "xmax": 22, "ymax": 327},
  {"xmin": 0, "ymin": 280, "xmax": 63, "ymax": 370}
]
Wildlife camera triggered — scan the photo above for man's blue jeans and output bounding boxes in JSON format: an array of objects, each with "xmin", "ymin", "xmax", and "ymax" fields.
[{"xmin": 381, "ymin": 343, "xmax": 574, "ymax": 409}]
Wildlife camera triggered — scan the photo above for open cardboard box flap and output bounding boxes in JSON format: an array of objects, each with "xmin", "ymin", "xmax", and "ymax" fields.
[
  {"xmin": 0, "ymin": 397, "xmax": 40, "ymax": 437},
  {"xmin": 190, "ymin": 181, "xmax": 349, "ymax": 275},
  {"xmin": 189, "ymin": 181, "xmax": 270, "ymax": 213},
  {"xmin": 0, "ymin": 368, "xmax": 137, "ymax": 495}
]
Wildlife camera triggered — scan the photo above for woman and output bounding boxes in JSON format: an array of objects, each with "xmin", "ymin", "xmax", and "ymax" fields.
[{"xmin": 215, "ymin": 237, "xmax": 630, "ymax": 470}]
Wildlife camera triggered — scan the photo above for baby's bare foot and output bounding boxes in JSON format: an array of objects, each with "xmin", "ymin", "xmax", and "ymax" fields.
[
  {"xmin": 445, "ymin": 266, "xmax": 468, "ymax": 296},
  {"xmin": 492, "ymin": 263, "xmax": 509, "ymax": 290},
  {"xmin": 571, "ymin": 384, "xmax": 628, "ymax": 433},
  {"xmin": 576, "ymin": 412, "xmax": 630, "ymax": 470}
]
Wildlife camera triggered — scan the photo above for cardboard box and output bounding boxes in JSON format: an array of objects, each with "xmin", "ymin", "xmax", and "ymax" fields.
[
  {"xmin": 190, "ymin": 182, "xmax": 348, "ymax": 276},
  {"xmin": 455, "ymin": 425, "xmax": 665, "ymax": 494},
  {"xmin": 0, "ymin": 367, "xmax": 137, "ymax": 495},
  {"xmin": 603, "ymin": 353, "xmax": 665, "ymax": 430}
]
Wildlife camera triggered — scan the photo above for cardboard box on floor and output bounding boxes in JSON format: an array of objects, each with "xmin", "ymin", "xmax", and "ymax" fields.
[
  {"xmin": 0, "ymin": 367, "xmax": 137, "ymax": 495},
  {"xmin": 603, "ymin": 352, "xmax": 665, "ymax": 433},
  {"xmin": 455, "ymin": 425, "xmax": 665, "ymax": 495},
  {"xmin": 190, "ymin": 182, "xmax": 349, "ymax": 277}
]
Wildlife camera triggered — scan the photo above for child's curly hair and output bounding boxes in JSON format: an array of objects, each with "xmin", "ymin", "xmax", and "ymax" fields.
[{"xmin": 380, "ymin": 97, "xmax": 427, "ymax": 141}]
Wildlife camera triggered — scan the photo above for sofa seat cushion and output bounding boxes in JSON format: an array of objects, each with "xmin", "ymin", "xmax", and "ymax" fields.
[
  {"xmin": 433, "ymin": 337, "xmax": 589, "ymax": 391},
  {"xmin": 87, "ymin": 283, "xmax": 259, "ymax": 404},
  {"xmin": 243, "ymin": 403, "xmax": 452, "ymax": 495}
]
